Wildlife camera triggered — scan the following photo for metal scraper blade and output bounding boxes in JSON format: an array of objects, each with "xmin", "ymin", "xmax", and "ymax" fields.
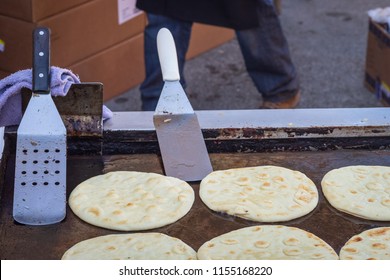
[
  {"xmin": 153, "ymin": 28, "xmax": 213, "ymax": 181},
  {"xmin": 154, "ymin": 81, "xmax": 213, "ymax": 181},
  {"xmin": 14, "ymin": 94, "xmax": 67, "ymax": 225}
]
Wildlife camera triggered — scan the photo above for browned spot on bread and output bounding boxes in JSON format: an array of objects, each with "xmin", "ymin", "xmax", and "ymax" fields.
[
  {"xmin": 344, "ymin": 248, "xmax": 358, "ymax": 253},
  {"xmin": 238, "ymin": 177, "xmax": 248, "ymax": 182},
  {"xmin": 276, "ymin": 212, "xmax": 288, "ymax": 216},
  {"xmin": 352, "ymin": 236, "xmax": 363, "ymax": 242},
  {"xmin": 295, "ymin": 193, "xmax": 312, "ymax": 203},
  {"xmin": 372, "ymin": 243, "xmax": 386, "ymax": 249},
  {"xmin": 254, "ymin": 240, "xmax": 270, "ymax": 248},
  {"xmin": 221, "ymin": 239, "xmax": 239, "ymax": 245},
  {"xmin": 273, "ymin": 176, "xmax": 284, "ymax": 182},
  {"xmin": 306, "ymin": 232, "xmax": 314, "ymax": 238},
  {"xmin": 368, "ymin": 228, "xmax": 390, "ymax": 237},
  {"xmin": 257, "ymin": 173, "xmax": 269, "ymax": 179},
  {"xmin": 88, "ymin": 207, "xmax": 100, "ymax": 216}
]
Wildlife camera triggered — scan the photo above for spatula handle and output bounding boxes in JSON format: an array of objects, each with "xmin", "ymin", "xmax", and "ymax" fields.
[
  {"xmin": 33, "ymin": 27, "xmax": 50, "ymax": 94},
  {"xmin": 157, "ymin": 28, "xmax": 180, "ymax": 82}
]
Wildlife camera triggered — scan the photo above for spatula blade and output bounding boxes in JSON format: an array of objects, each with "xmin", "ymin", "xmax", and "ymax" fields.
[
  {"xmin": 13, "ymin": 94, "xmax": 67, "ymax": 225},
  {"xmin": 154, "ymin": 80, "xmax": 213, "ymax": 181}
]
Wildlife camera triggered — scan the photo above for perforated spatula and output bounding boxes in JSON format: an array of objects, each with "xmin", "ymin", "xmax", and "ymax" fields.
[
  {"xmin": 13, "ymin": 27, "xmax": 67, "ymax": 225},
  {"xmin": 153, "ymin": 28, "xmax": 213, "ymax": 181}
]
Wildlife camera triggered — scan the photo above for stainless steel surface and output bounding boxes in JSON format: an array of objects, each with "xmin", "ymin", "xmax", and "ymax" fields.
[
  {"xmin": 105, "ymin": 108, "xmax": 390, "ymax": 138},
  {"xmin": 1, "ymin": 105, "xmax": 390, "ymax": 259},
  {"xmin": 153, "ymin": 28, "xmax": 212, "ymax": 181},
  {"xmin": 13, "ymin": 28, "xmax": 67, "ymax": 225}
]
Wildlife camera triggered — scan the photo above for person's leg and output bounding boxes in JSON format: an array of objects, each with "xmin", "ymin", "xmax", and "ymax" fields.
[
  {"xmin": 140, "ymin": 13, "xmax": 193, "ymax": 111},
  {"xmin": 235, "ymin": 0, "xmax": 300, "ymax": 107}
]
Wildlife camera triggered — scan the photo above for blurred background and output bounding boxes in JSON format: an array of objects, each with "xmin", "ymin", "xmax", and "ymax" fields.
[
  {"xmin": 105, "ymin": 0, "xmax": 390, "ymax": 111},
  {"xmin": 0, "ymin": 0, "xmax": 389, "ymax": 111}
]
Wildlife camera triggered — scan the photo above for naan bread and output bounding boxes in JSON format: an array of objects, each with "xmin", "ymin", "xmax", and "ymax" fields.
[
  {"xmin": 69, "ymin": 171, "xmax": 194, "ymax": 231},
  {"xmin": 199, "ymin": 166, "xmax": 318, "ymax": 222},
  {"xmin": 321, "ymin": 166, "xmax": 390, "ymax": 221},
  {"xmin": 62, "ymin": 233, "xmax": 197, "ymax": 260},
  {"xmin": 340, "ymin": 227, "xmax": 390, "ymax": 260},
  {"xmin": 197, "ymin": 225, "xmax": 338, "ymax": 260}
]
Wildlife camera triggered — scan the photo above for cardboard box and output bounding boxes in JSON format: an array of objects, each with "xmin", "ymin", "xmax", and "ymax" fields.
[
  {"xmin": 187, "ymin": 23, "xmax": 234, "ymax": 59},
  {"xmin": 364, "ymin": 19, "xmax": 390, "ymax": 105},
  {"xmin": 70, "ymin": 34, "xmax": 145, "ymax": 101},
  {"xmin": 0, "ymin": 0, "xmax": 92, "ymax": 22},
  {"xmin": 0, "ymin": 0, "xmax": 146, "ymax": 73}
]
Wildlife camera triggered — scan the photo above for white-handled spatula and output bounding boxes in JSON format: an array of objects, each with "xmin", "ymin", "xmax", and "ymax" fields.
[{"xmin": 153, "ymin": 28, "xmax": 213, "ymax": 181}]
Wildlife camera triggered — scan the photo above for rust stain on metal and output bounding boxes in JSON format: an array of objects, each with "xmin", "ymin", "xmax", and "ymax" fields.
[
  {"xmin": 285, "ymin": 127, "xmax": 335, "ymax": 137},
  {"xmin": 371, "ymin": 129, "xmax": 386, "ymax": 134},
  {"xmin": 64, "ymin": 115, "xmax": 102, "ymax": 137},
  {"xmin": 216, "ymin": 128, "xmax": 265, "ymax": 139}
]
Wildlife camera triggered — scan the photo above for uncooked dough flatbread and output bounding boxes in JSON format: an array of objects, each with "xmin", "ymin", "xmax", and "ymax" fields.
[
  {"xmin": 62, "ymin": 233, "xmax": 197, "ymax": 260},
  {"xmin": 321, "ymin": 166, "xmax": 390, "ymax": 221},
  {"xmin": 199, "ymin": 166, "xmax": 318, "ymax": 222},
  {"xmin": 197, "ymin": 225, "xmax": 338, "ymax": 260},
  {"xmin": 69, "ymin": 171, "xmax": 194, "ymax": 231},
  {"xmin": 340, "ymin": 227, "xmax": 390, "ymax": 260}
]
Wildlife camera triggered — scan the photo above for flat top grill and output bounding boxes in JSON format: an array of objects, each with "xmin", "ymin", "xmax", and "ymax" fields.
[
  {"xmin": 1, "ymin": 97, "xmax": 390, "ymax": 259},
  {"xmin": 1, "ymin": 148, "xmax": 390, "ymax": 259}
]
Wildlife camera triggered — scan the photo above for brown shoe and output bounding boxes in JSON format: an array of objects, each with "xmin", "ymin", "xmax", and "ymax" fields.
[{"xmin": 261, "ymin": 90, "xmax": 301, "ymax": 109}]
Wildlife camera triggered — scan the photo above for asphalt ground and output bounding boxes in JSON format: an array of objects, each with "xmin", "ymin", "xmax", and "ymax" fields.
[{"xmin": 104, "ymin": 0, "xmax": 390, "ymax": 111}]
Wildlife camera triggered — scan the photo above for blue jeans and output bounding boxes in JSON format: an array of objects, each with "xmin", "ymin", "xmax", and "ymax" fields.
[{"xmin": 140, "ymin": 0, "xmax": 299, "ymax": 110}]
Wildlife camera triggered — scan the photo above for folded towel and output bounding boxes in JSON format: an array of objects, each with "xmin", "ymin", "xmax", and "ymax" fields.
[{"xmin": 0, "ymin": 66, "xmax": 113, "ymax": 127}]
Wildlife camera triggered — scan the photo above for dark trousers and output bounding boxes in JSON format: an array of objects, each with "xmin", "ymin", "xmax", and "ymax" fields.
[{"xmin": 140, "ymin": 0, "xmax": 299, "ymax": 110}]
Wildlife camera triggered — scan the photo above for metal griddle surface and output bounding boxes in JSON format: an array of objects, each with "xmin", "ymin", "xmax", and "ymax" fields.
[{"xmin": 1, "ymin": 150, "xmax": 390, "ymax": 260}]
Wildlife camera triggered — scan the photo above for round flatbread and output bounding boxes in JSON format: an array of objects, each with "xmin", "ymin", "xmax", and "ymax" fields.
[
  {"xmin": 321, "ymin": 166, "xmax": 390, "ymax": 221},
  {"xmin": 62, "ymin": 233, "xmax": 197, "ymax": 260},
  {"xmin": 340, "ymin": 227, "xmax": 390, "ymax": 260},
  {"xmin": 199, "ymin": 166, "xmax": 318, "ymax": 222},
  {"xmin": 69, "ymin": 171, "xmax": 195, "ymax": 231},
  {"xmin": 197, "ymin": 225, "xmax": 338, "ymax": 260}
]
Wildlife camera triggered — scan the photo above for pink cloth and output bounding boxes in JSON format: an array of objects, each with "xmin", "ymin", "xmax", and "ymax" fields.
[{"xmin": 0, "ymin": 67, "xmax": 112, "ymax": 126}]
